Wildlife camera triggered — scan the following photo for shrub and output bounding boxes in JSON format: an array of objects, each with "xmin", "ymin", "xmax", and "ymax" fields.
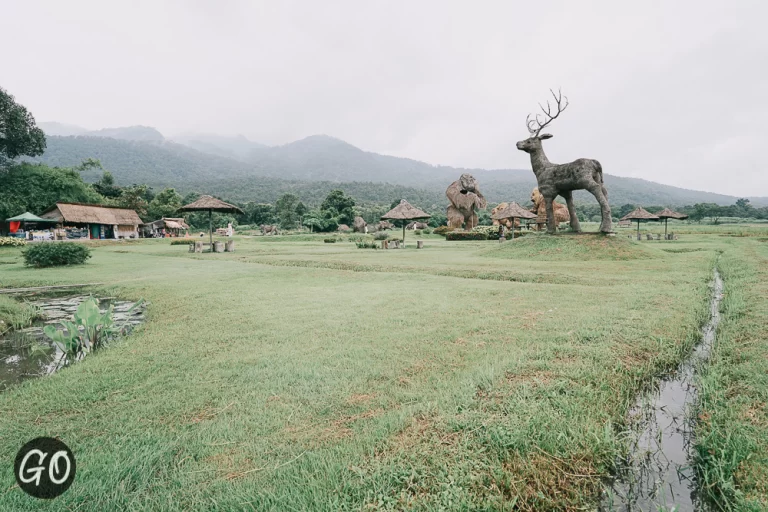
[
  {"xmin": 445, "ymin": 231, "xmax": 488, "ymax": 241},
  {"xmin": 0, "ymin": 237, "xmax": 27, "ymax": 247},
  {"xmin": 374, "ymin": 232, "xmax": 388, "ymax": 240},
  {"xmin": 356, "ymin": 241, "xmax": 378, "ymax": 249},
  {"xmin": 433, "ymin": 226, "xmax": 454, "ymax": 236},
  {"xmin": 323, "ymin": 238, "xmax": 337, "ymax": 243},
  {"xmin": 414, "ymin": 230, "xmax": 422, "ymax": 235},
  {"xmin": 22, "ymin": 242, "xmax": 91, "ymax": 268},
  {"xmin": 472, "ymin": 225, "xmax": 502, "ymax": 240},
  {"xmin": 422, "ymin": 228, "xmax": 432, "ymax": 234},
  {"xmin": 170, "ymin": 239, "xmax": 193, "ymax": 245}
]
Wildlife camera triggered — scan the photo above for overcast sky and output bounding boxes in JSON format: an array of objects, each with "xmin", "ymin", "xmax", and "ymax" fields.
[{"xmin": 3, "ymin": 0, "xmax": 766, "ymax": 196}]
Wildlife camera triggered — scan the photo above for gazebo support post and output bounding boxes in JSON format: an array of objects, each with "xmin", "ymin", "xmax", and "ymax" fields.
[
  {"xmin": 664, "ymin": 218, "xmax": 668, "ymax": 239},
  {"xmin": 402, "ymin": 224, "xmax": 406, "ymax": 246},
  {"xmin": 209, "ymin": 210, "xmax": 213, "ymax": 250}
]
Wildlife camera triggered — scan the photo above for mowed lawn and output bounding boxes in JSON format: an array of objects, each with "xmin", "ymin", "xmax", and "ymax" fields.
[{"xmin": 0, "ymin": 233, "xmax": 760, "ymax": 510}]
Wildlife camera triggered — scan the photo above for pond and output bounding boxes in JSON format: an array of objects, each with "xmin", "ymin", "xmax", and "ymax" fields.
[{"xmin": 0, "ymin": 294, "xmax": 147, "ymax": 392}]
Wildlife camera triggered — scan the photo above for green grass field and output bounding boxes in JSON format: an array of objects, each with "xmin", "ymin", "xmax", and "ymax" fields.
[{"xmin": 0, "ymin": 230, "xmax": 766, "ymax": 510}]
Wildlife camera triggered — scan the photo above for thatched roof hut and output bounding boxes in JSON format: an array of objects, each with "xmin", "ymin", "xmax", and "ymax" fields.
[
  {"xmin": 381, "ymin": 200, "xmax": 431, "ymax": 245},
  {"xmin": 655, "ymin": 208, "xmax": 689, "ymax": 237},
  {"xmin": 655, "ymin": 208, "xmax": 688, "ymax": 220},
  {"xmin": 620, "ymin": 207, "xmax": 659, "ymax": 221},
  {"xmin": 41, "ymin": 202, "xmax": 142, "ymax": 226},
  {"xmin": 145, "ymin": 217, "xmax": 190, "ymax": 236},
  {"xmin": 620, "ymin": 207, "xmax": 660, "ymax": 236},
  {"xmin": 491, "ymin": 202, "xmax": 537, "ymax": 221},
  {"xmin": 178, "ymin": 195, "xmax": 243, "ymax": 249},
  {"xmin": 40, "ymin": 202, "xmax": 142, "ymax": 239},
  {"xmin": 178, "ymin": 195, "xmax": 243, "ymax": 214}
]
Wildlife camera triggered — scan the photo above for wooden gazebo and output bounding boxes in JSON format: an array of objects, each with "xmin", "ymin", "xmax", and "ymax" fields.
[
  {"xmin": 178, "ymin": 195, "xmax": 243, "ymax": 249},
  {"xmin": 491, "ymin": 202, "xmax": 537, "ymax": 240},
  {"xmin": 655, "ymin": 208, "xmax": 689, "ymax": 239},
  {"xmin": 620, "ymin": 207, "xmax": 659, "ymax": 239},
  {"xmin": 381, "ymin": 200, "xmax": 431, "ymax": 246}
]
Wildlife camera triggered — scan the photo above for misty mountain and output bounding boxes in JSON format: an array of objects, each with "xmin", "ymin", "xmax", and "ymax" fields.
[
  {"xmin": 89, "ymin": 125, "xmax": 164, "ymax": 141},
  {"xmin": 171, "ymin": 133, "xmax": 267, "ymax": 160},
  {"xmin": 38, "ymin": 122, "xmax": 89, "ymax": 137},
  {"xmin": 29, "ymin": 132, "xmax": 767, "ymax": 207},
  {"xmin": 30, "ymin": 136, "xmax": 255, "ymax": 185},
  {"xmin": 39, "ymin": 123, "xmax": 164, "ymax": 142}
]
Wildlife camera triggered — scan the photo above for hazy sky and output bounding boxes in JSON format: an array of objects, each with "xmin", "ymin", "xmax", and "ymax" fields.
[{"xmin": 3, "ymin": 0, "xmax": 766, "ymax": 196}]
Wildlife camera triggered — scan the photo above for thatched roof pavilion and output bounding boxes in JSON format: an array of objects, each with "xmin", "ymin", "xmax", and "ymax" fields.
[
  {"xmin": 381, "ymin": 199, "xmax": 431, "ymax": 246},
  {"xmin": 620, "ymin": 207, "xmax": 660, "ymax": 237},
  {"xmin": 178, "ymin": 195, "xmax": 243, "ymax": 248},
  {"xmin": 655, "ymin": 208, "xmax": 689, "ymax": 238}
]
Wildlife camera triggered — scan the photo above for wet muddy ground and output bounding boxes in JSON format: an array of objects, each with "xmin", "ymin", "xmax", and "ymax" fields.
[{"xmin": 0, "ymin": 294, "xmax": 146, "ymax": 392}]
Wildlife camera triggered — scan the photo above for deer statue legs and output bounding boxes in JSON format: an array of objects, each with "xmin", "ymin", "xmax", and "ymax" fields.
[
  {"xmin": 560, "ymin": 191, "xmax": 581, "ymax": 233},
  {"xmin": 589, "ymin": 183, "xmax": 612, "ymax": 233}
]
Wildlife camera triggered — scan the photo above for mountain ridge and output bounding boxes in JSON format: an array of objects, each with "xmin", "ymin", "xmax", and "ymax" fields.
[{"xmin": 29, "ymin": 128, "xmax": 767, "ymax": 207}]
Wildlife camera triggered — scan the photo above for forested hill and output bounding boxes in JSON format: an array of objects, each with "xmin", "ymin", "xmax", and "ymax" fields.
[{"xmin": 28, "ymin": 133, "xmax": 766, "ymax": 207}]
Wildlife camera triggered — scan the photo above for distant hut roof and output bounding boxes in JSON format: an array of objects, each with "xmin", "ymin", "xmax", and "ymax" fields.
[
  {"xmin": 381, "ymin": 200, "xmax": 431, "ymax": 221},
  {"xmin": 178, "ymin": 195, "xmax": 243, "ymax": 214},
  {"xmin": 655, "ymin": 208, "xmax": 689, "ymax": 220},
  {"xmin": 40, "ymin": 202, "xmax": 143, "ymax": 225},
  {"xmin": 620, "ymin": 207, "xmax": 659, "ymax": 221},
  {"xmin": 491, "ymin": 202, "xmax": 537, "ymax": 220}
]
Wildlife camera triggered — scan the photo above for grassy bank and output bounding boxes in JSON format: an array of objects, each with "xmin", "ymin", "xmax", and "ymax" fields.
[
  {"xmin": 694, "ymin": 239, "xmax": 768, "ymax": 511},
  {"xmin": 0, "ymin": 296, "xmax": 38, "ymax": 335},
  {"xmin": 0, "ymin": 233, "xmax": 761, "ymax": 510}
]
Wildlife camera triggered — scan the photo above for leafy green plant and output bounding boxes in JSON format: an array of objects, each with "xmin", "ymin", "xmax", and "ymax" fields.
[
  {"xmin": 422, "ymin": 228, "xmax": 432, "ymax": 234},
  {"xmin": 170, "ymin": 239, "xmax": 193, "ymax": 245},
  {"xmin": 374, "ymin": 232, "xmax": 388, "ymax": 240},
  {"xmin": 22, "ymin": 242, "xmax": 91, "ymax": 267},
  {"xmin": 41, "ymin": 297, "xmax": 123, "ymax": 362},
  {"xmin": 356, "ymin": 241, "xmax": 378, "ymax": 249},
  {"xmin": 323, "ymin": 238, "xmax": 337, "ymax": 243},
  {"xmin": 433, "ymin": 226, "xmax": 454, "ymax": 236},
  {"xmin": 445, "ymin": 231, "xmax": 488, "ymax": 241},
  {"xmin": 0, "ymin": 237, "xmax": 27, "ymax": 247}
]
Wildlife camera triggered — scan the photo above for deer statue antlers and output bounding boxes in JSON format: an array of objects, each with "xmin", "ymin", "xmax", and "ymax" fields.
[{"xmin": 525, "ymin": 88, "xmax": 569, "ymax": 137}]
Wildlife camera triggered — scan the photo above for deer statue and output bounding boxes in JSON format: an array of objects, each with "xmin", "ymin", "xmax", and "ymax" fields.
[{"xmin": 516, "ymin": 89, "xmax": 612, "ymax": 234}]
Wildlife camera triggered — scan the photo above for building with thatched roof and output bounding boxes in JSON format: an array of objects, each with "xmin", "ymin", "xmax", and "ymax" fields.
[
  {"xmin": 144, "ymin": 217, "xmax": 190, "ymax": 237},
  {"xmin": 40, "ymin": 202, "xmax": 143, "ymax": 239}
]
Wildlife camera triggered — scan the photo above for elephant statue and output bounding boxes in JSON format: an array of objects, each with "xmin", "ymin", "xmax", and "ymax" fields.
[
  {"xmin": 406, "ymin": 221, "xmax": 429, "ymax": 230},
  {"xmin": 353, "ymin": 217, "xmax": 367, "ymax": 233},
  {"xmin": 446, "ymin": 173, "xmax": 487, "ymax": 230},
  {"xmin": 260, "ymin": 224, "xmax": 279, "ymax": 235}
]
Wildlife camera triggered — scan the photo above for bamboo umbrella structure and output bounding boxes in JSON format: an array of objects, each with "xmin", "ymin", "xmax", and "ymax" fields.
[
  {"xmin": 620, "ymin": 207, "xmax": 660, "ymax": 239},
  {"xmin": 491, "ymin": 202, "xmax": 537, "ymax": 240},
  {"xmin": 655, "ymin": 208, "xmax": 689, "ymax": 239},
  {"xmin": 178, "ymin": 195, "xmax": 243, "ymax": 250},
  {"xmin": 381, "ymin": 199, "xmax": 431, "ymax": 247}
]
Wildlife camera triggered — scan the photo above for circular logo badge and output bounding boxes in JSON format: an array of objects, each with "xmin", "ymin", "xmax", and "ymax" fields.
[{"xmin": 14, "ymin": 437, "xmax": 76, "ymax": 499}]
